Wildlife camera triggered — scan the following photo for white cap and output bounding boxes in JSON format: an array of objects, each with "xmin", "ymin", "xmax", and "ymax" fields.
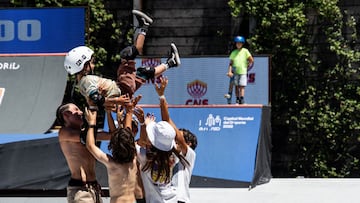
[{"xmin": 146, "ymin": 121, "xmax": 176, "ymax": 151}]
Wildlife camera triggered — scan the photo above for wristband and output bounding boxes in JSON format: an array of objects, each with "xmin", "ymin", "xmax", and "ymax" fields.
[
  {"xmin": 139, "ymin": 121, "xmax": 145, "ymax": 126},
  {"xmin": 89, "ymin": 124, "xmax": 97, "ymax": 128},
  {"xmin": 159, "ymin": 95, "xmax": 165, "ymax": 100},
  {"xmin": 88, "ymin": 106, "xmax": 98, "ymax": 111}
]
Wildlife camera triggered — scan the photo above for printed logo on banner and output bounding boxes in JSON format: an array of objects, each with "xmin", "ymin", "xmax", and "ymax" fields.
[
  {"xmin": 0, "ymin": 62, "xmax": 20, "ymax": 70},
  {"xmin": 198, "ymin": 113, "xmax": 255, "ymax": 132},
  {"xmin": 185, "ymin": 79, "xmax": 208, "ymax": 105},
  {"xmin": 0, "ymin": 8, "xmax": 85, "ymax": 53},
  {"xmin": 247, "ymin": 62, "xmax": 256, "ymax": 84}
]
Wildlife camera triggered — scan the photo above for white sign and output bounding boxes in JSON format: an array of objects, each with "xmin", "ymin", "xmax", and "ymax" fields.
[{"xmin": 135, "ymin": 56, "xmax": 270, "ymax": 105}]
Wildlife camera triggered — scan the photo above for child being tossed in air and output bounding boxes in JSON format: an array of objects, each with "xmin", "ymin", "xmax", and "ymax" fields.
[{"xmin": 64, "ymin": 10, "xmax": 180, "ymax": 109}]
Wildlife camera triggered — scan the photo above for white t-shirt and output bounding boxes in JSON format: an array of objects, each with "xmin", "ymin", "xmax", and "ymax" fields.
[
  {"xmin": 172, "ymin": 146, "xmax": 196, "ymax": 203},
  {"xmin": 136, "ymin": 144, "xmax": 177, "ymax": 203},
  {"xmin": 78, "ymin": 75, "xmax": 121, "ymax": 98}
]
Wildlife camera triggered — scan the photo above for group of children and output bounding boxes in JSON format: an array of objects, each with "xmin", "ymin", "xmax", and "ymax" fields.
[{"xmin": 58, "ymin": 9, "xmax": 197, "ymax": 203}]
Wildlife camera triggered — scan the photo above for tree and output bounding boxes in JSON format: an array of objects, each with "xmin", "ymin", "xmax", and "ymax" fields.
[{"xmin": 228, "ymin": 0, "xmax": 360, "ymax": 177}]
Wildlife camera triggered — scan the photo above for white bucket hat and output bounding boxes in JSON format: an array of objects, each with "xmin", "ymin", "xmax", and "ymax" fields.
[{"xmin": 146, "ymin": 121, "xmax": 176, "ymax": 151}]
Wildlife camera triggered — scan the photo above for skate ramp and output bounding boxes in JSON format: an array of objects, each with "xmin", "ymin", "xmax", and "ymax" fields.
[{"xmin": 0, "ymin": 55, "xmax": 67, "ymax": 134}]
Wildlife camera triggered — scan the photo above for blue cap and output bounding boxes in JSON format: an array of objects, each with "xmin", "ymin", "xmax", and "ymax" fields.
[{"xmin": 234, "ymin": 36, "xmax": 245, "ymax": 43}]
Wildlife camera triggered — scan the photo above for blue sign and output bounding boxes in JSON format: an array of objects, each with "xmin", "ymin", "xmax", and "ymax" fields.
[
  {"xmin": 0, "ymin": 8, "xmax": 85, "ymax": 53},
  {"xmin": 102, "ymin": 105, "xmax": 264, "ymax": 182}
]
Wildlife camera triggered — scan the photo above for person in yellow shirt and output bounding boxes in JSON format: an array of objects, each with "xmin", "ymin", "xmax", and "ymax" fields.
[{"xmin": 226, "ymin": 36, "xmax": 254, "ymax": 104}]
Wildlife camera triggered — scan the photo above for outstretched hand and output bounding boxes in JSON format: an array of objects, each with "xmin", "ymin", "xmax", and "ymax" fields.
[
  {"xmin": 155, "ymin": 77, "xmax": 168, "ymax": 96},
  {"xmin": 104, "ymin": 94, "xmax": 131, "ymax": 107},
  {"xmin": 124, "ymin": 94, "xmax": 142, "ymax": 113},
  {"xmin": 84, "ymin": 107, "xmax": 97, "ymax": 125}
]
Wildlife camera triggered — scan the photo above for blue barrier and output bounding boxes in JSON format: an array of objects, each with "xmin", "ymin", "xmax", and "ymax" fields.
[{"xmin": 102, "ymin": 104, "xmax": 272, "ymax": 187}]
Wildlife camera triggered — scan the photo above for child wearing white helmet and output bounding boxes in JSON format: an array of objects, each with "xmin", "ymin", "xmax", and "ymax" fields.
[
  {"xmin": 64, "ymin": 10, "xmax": 181, "ymax": 108},
  {"xmin": 64, "ymin": 45, "xmax": 122, "ymax": 109}
]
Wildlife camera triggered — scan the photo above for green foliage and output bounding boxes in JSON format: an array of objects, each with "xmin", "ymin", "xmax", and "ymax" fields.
[{"xmin": 229, "ymin": 0, "xmax": 360, "ymax": 177}]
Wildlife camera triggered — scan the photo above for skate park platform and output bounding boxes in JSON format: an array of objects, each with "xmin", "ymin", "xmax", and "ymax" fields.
[{"xmin": 1, "ymin": 178, "xmax": 359, "ymax": 203}]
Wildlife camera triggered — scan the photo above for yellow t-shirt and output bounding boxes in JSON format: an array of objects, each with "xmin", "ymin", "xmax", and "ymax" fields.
[{"xmin": 229, "ymin": 48, "xmax": 252, "ymax": 75}]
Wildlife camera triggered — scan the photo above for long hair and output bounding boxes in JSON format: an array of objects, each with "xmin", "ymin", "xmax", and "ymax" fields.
[
  {"xmin": 142, "ymin": 146, "xmax": 189, "ymax": 184},
  {"xmin": 108, "ymin": 127, "xmax": 136, "ymax": 164}
]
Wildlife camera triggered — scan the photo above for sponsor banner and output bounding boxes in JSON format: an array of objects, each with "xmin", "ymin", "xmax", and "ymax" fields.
[
  {"xmin": 0, "ymin": 8, "xmax": 85, "ymax": 53},
  {"xmin": 135, "ymin": 56, "xmax": 270, "ymax": 105},
  {"xmin": 0, "ymin": 56, "xmax": 67, "ymax": 134},
  {"xmin": 102, "ymin": 105, "xmax": 263, "ymax": 182}
]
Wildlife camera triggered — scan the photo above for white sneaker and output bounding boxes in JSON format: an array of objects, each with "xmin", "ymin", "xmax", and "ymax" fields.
[
  {"xmin": 166, "ymin": 43, "xmax": 181, "ymax": 67},
  {"xmin": 224, "ymin": 94, "xmax": 231, "ymax": 99},
  {"xmin": 132, "ymin": 10, "xmax": 153, "ymax": 26}
]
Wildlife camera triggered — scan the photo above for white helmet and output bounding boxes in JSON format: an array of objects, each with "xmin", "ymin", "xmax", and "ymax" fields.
[{"xmin": 64, "ymin": 46, "xmax": 94, "ymax": 75}]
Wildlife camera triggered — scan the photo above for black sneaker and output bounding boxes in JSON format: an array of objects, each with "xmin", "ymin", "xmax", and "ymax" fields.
[
  {"xmin": 132, "ymin": 10, "xmax": 153, "ymax": 27},
  {"xmin": 166, "ymin": 43, "xmax": 181, "ymax": 68}
]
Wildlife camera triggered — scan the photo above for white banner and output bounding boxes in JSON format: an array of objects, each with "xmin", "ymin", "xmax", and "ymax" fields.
[{"xmin": 135, "ymin": 56, "xmax": 270, "ymax": 105}]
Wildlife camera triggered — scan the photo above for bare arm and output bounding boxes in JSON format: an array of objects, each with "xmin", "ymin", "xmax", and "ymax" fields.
[
  {"xmin": 134, "ymin": 106, "xmax": 151, "ymax": 147},
  {"xmin": 104, "ymin": 94, "xmax": 131, "ymax": 106},
  {"xmin": 96, "ymin": 132, "xmax": 111, "ymax": 141},
  {"xmin": 154, "ymin": 77, "xmax": 187, "ymax": 154},
  {"xmin": 155, "ymin": 77, "xmax": 170, "ymax": 122},
  {"xmin": 106, "ymin": 109, "xmax": 117, "ymax": 133},
  {"xmin": 84, "ymin": 108, "xmax": 110, "ymax": 165},
  {"xmin": 227, "ymin": 60, "xmax": 233, "ymax": 77},
  {"xmin": 248, "ymin": 55, "xmax": 254, "ymax": 68}
]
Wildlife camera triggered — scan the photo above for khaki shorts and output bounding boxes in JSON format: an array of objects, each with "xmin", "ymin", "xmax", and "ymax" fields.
[{"xmin": 67, "ymin": 185, "xmax": 103, "ymax": 203}]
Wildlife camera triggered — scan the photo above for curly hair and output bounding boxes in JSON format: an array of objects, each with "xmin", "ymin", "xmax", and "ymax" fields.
[
  {"xmin": 142, "ymin": 147, "xmax": 189, "ymax": 184},
  {"xmin": 108, "ymin": 127, "xmax": 136, "ymax": 164},
  {"xmin": 179, "ymin": 128, "xmax": 198, "ymax": 150}
]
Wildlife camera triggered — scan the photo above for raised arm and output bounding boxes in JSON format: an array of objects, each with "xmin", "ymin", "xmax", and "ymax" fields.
[
  {"xmin": 123, "ymin": 95, "xmax": 142, "ymax": 130},
  {"xmin": 104, "ymin": 94, "xmax": 131, "ymax": 107},
  {"xmin": 105, "ymin": 104, "xmax": 118, "ymax": 133},
  {"xmin": 155, "ymin": 77, "xmax": 170, "ymax": 122},
  {"xmin": 154, "ymin": 77, "xmax": 188, "ymax": 155},
  {"xmin": 84, "ymin": 108, "xmax": 110, "ymax": 165}
]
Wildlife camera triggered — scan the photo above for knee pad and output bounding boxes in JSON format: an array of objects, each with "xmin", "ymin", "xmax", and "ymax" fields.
[
  {"xmin": 136, "ymin": 66, "xmax": 155, "ymax": 80},
  {"xmin": 120, "ymin": 45, "xmax": 139, "ymax": 61}
]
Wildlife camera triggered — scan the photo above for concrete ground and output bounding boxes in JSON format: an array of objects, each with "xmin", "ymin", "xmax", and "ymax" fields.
[{"xmin": 0, "ymin": 178, "xmax": 359, "ymax": 203}]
